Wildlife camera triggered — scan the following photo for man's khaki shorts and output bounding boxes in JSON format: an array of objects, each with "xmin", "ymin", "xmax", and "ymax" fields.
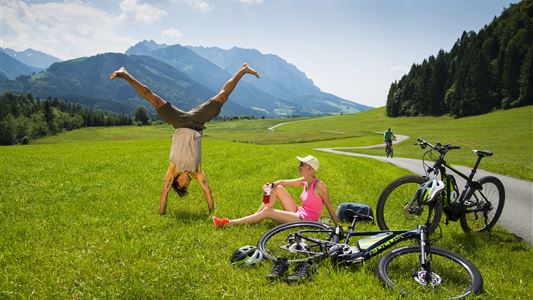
[{"xmin": 157, "ymin": 99, "xmax": 222, "ymax": 130}]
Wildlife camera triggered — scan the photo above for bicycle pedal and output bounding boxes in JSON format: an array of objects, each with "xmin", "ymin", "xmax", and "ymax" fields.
[{"xmin": 463, "ymin": 200, "xmax": 475, "ymax": 207}]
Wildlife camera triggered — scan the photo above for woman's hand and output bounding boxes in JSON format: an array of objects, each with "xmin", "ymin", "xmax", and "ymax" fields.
[{"xmin": 264, "ymin": 182, "xmax": 277, "ymax": 188}]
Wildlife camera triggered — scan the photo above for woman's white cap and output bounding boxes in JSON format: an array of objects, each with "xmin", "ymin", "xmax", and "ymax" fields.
[{"xmin": 297, "ymin": 155, "xmax": 319, "ymax": 171}]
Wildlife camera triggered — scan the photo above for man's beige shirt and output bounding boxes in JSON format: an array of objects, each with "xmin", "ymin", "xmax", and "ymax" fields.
[{"xmin": 169, "ymin": 128, "xmax": 202, "ymax": 172}]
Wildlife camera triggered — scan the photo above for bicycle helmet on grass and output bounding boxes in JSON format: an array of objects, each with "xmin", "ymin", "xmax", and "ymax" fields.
[{"xmin": 230, "ymin": 245, "xmax": 263, "ymax": 267}]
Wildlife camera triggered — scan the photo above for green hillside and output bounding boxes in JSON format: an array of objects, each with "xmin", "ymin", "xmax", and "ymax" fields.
[
  {"xmin": 1, "ymin": 124, "xmax": 531, "ymax": 298},
  {"xmin": 201, "ymin": 106, "xmax": 532, "ymax": 181},
  {"xmin": 31, "ymin": 105, "xmax": 532, "ymax": 180}
]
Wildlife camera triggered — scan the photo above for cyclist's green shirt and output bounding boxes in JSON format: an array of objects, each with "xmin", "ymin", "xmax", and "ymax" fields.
[{"xmin": 384, "ymin": 130, "xmax": 394, "ymax": 140}]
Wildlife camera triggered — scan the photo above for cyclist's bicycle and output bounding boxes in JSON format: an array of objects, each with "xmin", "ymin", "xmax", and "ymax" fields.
[
  {"xmin": 385, "ymin": 139, "xmax": 394, "ymax": 158},
  {"xmin": 257, "ymin": 207, "xmax": 483, "ymax": 298},
  {"xmin": 376, "ymin": 138, "xmax": 505, "ymax": 233}
]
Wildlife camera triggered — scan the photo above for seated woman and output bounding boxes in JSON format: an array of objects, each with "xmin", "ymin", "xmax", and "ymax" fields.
[{"xmin": 212, "ymin": 155, "xmax": 340, "ymax": 227}]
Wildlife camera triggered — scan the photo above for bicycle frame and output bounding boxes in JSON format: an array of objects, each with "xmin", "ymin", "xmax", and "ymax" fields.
[
  {"xmin": 292, "ymin": 218, "xmax": 429, "ymax": 263},
  {"xmin": 425, "ymin": 148, "xmax": 485, "ymax": 210}
]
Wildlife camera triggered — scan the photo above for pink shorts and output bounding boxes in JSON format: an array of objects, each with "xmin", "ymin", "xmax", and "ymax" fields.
[{"xmin": 297, "ymin": 206, "xmax": 320, "ymax": 221}]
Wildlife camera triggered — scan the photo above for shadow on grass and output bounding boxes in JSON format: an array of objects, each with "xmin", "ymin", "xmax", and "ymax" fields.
[
  {"xmin": 171, "ymin": 209, "xmax": 210, "ymax": 224},
  {"xmin": 449, "ymin": 228, "xmax": 529, "ymax": 253}
]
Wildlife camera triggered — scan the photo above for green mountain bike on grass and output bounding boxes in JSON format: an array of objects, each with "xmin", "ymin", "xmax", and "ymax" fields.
[
  {"xmin": 376, "ymin": 138, "xmax": 505, "ymax": 233},
  {"xmin": 258, "ymin": 204, "xmax": 483, "ymax": 298}
]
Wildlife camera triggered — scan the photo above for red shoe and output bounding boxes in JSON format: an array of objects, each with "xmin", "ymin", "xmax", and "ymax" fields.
[{"xmin": 212, "ymin": 216, "xmax": 229, "ymax": 228}]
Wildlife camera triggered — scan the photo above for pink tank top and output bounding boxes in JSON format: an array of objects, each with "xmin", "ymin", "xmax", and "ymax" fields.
[{"xmin": 298, "ymin": 178, "xmax": 323, "ymax": 221}]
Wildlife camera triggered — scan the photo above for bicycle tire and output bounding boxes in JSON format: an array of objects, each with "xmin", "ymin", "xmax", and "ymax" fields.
[
  {"xmin": 257, "ymin": 221, "xmax": 331, "ymax": 263},
  {"xmin": 460, "ymin": 176, "xmax": 505, "ymax": 232},
  {"xmin": 376, "ymin": 175, "xmax": 443, "ymax": 233},
  {"xmin": 377, "ymin": 245, "xmax": 483, "ymax": 299}
]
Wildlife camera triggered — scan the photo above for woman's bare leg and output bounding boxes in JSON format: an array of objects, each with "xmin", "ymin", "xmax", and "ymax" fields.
[
  {"xmin": 255, "ymin": 185, "xmax": 298, "ymax": 213},
  {"xmin": 212, "ymin": 64, "xmax": 260, "ymax": 104},
  {"xmin": 110, "ymin": 67, "xmax": 167, "ymax": 109},
  {"xmin": 229, "ymin": 207, "xmax": 300, "ymax": 225}
]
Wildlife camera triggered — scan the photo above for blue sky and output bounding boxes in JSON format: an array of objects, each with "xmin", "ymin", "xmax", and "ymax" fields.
[{"xmin": 1, "ymin": 0, "xmax": 519, "ymax": 107}]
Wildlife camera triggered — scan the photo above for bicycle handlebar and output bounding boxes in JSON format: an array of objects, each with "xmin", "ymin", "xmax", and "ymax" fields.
[{"xmin": 415, "ymin": 138, "xmax": 462, "ymax": 153}]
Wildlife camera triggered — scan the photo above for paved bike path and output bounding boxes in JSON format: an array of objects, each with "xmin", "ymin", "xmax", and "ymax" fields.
[{"xmin": 315, "ymin": 147, "xmax": 533, "ymax": 245}]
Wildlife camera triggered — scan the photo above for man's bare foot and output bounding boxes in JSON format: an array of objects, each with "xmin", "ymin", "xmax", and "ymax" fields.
[
  {"xmin": 242, "ymin": 63, "xmax": 260, "ymax": 78},
  {"xmin": 109, "ymin": 67, "xmax": 129, "ymax": 80}
]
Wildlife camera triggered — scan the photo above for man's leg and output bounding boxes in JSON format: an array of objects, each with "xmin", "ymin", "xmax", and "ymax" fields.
[
  {"xmin": 110, "ymin": 67, "xmax": 167, "ymax": 109},
  {"xmin": 212, "ymin": 64, "xmax": 260, "ymax": 104}
]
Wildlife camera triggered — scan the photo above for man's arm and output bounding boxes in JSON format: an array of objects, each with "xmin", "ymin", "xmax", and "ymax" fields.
[
  {"xmin": 160, "ymin": 163, "xmax": 177, "ymax": 215},
  {"xmin": 193, "ymin": 170, "xmax": 214, "ymax": 214}
]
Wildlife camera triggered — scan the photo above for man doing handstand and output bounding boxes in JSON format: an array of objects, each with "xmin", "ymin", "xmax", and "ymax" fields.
[{"xmin": 110, "ymin": 64, "xmax": 260, "ymax": 215}]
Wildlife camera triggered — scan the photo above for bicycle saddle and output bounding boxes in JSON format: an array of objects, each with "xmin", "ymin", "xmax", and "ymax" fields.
[
  {"xmin": 336, "ymin": 203, "xmax": 374, "ymax": 222},
  {"xmin": 473, "ymin": 150, "xmax": 493, "ymax": 157}
]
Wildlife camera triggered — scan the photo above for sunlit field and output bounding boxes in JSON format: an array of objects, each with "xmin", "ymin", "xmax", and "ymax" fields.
[{"xmin": 1, "ymin": 106, "xmax": 531, "ymax": 298}]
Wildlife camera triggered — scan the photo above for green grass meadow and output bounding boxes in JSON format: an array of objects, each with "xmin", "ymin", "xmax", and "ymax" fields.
[{"xmin": 1, "ymin": 106, "xmax": 532, "ymax": 298}]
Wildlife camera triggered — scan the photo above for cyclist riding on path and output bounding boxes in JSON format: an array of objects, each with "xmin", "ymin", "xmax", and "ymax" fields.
[
  {"xmin": 110, "ymin": 63, "xmax": 260, "ymax": 216},
  {"xmin": 384, "ymin": 128, "xmax": 396, "ymax": 147}
]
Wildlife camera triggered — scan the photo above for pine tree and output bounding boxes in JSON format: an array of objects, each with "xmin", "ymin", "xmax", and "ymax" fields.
[{"xmin": 517, "ymin": 48, "xmax": 533, "ymax": 106}]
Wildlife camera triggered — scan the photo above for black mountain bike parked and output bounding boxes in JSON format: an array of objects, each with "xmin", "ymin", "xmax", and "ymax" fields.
[
  {"xmin": 258, "ymin": 208, "xmax": 483, "ymax": 298},
  {"xmin": 376, "ymin": 138, "xmax": 505, "ymax": 233}
]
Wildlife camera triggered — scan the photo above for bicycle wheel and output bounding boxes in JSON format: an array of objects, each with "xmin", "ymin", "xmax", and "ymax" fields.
[
  {"xmin": 460, "ymin": 176, "xmax": 505, "ymax": 232},
  {"xmin": 257, "ymin": 221, "xmax": 332, "ymax": 263},
  {"xmin": 376, "ymin": 175, "xmax": 443, "ymax": 233},
  {"xmin": 377, "ymin": 245, "xmax": 483, "ymax": 299}
]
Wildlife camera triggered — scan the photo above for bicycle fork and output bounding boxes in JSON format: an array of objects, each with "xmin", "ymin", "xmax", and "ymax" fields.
[{"xmin": 415, "ymin": 225, "xmax": 441, "ymax": 287}]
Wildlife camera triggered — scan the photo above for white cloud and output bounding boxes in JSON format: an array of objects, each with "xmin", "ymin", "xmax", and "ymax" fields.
[
  {"xmin": 117, "ymin": 0, "xmax": 167, "ymax": 24},
  {"xmin": 161, "ymin": 28, "xmax": 183, "ymax": 38},
  {"xmin": 0, "ymin": 0, "xmax": 135, "ymax": 60},
  {"xmin": 174, "ymin": 0, "xmax": 214, "ymax": 12},
  {"xmin": 234, "ymin": 0, "xmax": 264, "ymax": 4}
]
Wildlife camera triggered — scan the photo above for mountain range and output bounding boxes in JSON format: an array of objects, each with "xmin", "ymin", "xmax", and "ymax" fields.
[
  {"xmin": 0, "ymin": 41, "xmax": 372, "ymax": 117},
  {"xmin": 189, "ymin": 45, "xmax": 371, "ymax": 115},
  {"xmin": 0, "ymin": 51, "xmax": 41, "ymax": 81},
  {"xmin": 1, "ymin": 47, "xmax": 62, "ymax": 69}
]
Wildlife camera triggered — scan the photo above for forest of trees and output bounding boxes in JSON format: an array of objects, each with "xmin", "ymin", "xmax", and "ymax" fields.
[
  {"xmin": 0, "ymin": 92, "xmax": 133, "ymax": 145},
  {"xmin": 386, "ymin": 1, "xmax": 533, "ymax": 118}
]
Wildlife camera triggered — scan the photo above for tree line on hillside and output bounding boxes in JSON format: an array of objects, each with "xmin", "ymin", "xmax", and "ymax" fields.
[
  {"xmin": 387, "ymin": 1, "xmax": 533, "ymax": 118},
  {"xmin": 0, "ymin": 92, "xmax": 134, "ymax": 145}
]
